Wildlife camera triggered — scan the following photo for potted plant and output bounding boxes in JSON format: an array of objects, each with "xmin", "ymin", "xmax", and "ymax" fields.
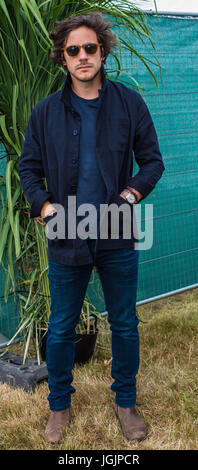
[
  {"xmin": 2, "ymin": 216, "xmax": 100, "ymax": 365},
  {"xmin": 39, "ymin": 298, "xmax": 99, "ymax": 365}
]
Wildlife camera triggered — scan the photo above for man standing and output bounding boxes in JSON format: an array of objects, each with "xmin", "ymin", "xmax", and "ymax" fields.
[{"xmin": 18, "ymin": 12, "xmax": 165, "ymax": 444}]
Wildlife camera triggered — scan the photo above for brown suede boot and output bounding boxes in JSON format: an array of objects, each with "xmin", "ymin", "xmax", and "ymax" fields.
[
  {"xmin": 44, "ymin": 406, "xmax": 72, "ymax": 444},
  {"xmin": 114, "ymin": 404, "xmax": 147, "ymax": 441}
]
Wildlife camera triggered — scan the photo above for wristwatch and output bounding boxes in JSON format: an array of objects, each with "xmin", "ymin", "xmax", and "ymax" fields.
[
  {"xmin": 125, "ymin": 192, "xmax": 136, "ymax": 204},
  {"xmin": 121, "ymin": 188, "xmax": 138, "ymax": 205}
]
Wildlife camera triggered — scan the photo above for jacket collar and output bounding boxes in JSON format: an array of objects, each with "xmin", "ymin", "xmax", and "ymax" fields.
[{"xmin": 60, "ymin": 63, "xmax": 108, "ymax": 106}]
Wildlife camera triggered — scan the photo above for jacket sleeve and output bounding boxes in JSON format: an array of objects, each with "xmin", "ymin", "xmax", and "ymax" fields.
[
  {"xmin": 18, "ymin": 107, "xmax": 52, "ymax": 218},
  {"xmin": 127, "ymin": 94, "xmax": 165, "ymax": 198}
]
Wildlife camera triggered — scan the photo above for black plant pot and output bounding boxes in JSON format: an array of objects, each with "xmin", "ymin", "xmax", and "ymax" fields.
[
  {"xmin": 39, "ymin": 323, "xmax": 98, "ymax": 366},
  {"xmin": 74, "ymin": 330, "xmax": 98, "ymax": 365}
]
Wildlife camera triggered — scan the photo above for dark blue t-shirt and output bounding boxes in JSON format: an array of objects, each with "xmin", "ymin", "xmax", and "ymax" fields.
[{"xmin": 70, "ymin": 87, "xmax": 106, "ymax": 238}]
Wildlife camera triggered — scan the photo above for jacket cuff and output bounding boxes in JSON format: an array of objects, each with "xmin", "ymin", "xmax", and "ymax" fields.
[
  {"xmin": 30, "ymin": 191, "xmax": 52, "ymax": 219},
  {"xmin": 127, "ymin": 177, "xmax": 154, "ymax": 199}
]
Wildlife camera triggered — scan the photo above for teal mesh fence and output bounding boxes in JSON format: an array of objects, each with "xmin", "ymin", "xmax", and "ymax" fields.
[
  {"xmin": 87, "ymin": 12, "xmax": 198, "ymax": 310},
  {"xmin": 0, "ymin": 13, "xmax": 198, "ymax": 344}
]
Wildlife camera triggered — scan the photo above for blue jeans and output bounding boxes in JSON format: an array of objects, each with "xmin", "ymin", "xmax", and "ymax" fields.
[{"xmin": 46, "ymin": 241, "xmax": 139, "ymax": 411}]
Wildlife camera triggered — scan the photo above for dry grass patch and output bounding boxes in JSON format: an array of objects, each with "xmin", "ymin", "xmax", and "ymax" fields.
[{"xmin": 0, "ymin": 289, "xmax": 197, "ymax": 450}]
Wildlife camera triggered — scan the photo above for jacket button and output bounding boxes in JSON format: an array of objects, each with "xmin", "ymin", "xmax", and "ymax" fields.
[{"xmin": 73, "ymin": 129, "xmax": 78, "ymax": 136}]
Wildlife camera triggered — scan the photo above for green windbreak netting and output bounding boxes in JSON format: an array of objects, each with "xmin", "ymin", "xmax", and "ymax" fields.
[{"xmin": 87, "ymin": 13, "xmax": 198, "ymax": 310}]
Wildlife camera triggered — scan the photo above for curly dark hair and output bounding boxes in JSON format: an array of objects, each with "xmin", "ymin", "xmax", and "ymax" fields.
[{"xmin": 49, "ymin": 11, "xmax": 118, "ymax": 69}]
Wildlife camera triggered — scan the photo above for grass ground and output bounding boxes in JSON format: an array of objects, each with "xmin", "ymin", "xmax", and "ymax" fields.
[{"xmin": 0, "ymin": 289, "xmax": 197, "ymax": 450}]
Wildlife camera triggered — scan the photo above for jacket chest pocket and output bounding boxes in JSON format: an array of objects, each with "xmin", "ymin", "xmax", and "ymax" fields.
[{"xmin": 108, "ymin": 118, "xmax": 130, "ymax": 151}]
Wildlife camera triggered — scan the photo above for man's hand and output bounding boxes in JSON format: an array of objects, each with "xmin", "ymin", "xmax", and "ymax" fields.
[
  {"xmin": 120, "ymin": 187, "xmax": 143, "ymax": 203},
  {"xmin": 41, "ymin": 200, "xmax": 57, "ymax": 218}
]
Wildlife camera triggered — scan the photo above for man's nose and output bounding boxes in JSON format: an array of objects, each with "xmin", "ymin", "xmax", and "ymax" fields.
[{"xmin": 78, "ymin": 47, "xmax": 89, "ymax": 60}]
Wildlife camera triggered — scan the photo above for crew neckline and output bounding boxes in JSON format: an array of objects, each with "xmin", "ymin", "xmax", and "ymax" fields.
[{"xmin": 70, "ymin": 87, "xmax": 102, "ymax": 103}]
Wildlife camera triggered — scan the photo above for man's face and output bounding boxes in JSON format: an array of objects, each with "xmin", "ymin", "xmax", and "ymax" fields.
[{"xmin": 62, "ymin": 26, "xmax": 104, "ymax": 83}]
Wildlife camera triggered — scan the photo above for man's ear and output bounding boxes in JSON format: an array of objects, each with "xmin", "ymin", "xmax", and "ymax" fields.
[
  {"xmin": 62, "ymin": 51, "xmax": 67, "ymax": 67},
  {"xmin": 101, "ymin": 46, "xmax": 105, "ymax": 61}
]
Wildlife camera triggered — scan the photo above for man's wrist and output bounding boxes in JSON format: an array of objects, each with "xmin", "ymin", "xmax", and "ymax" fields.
[
  {"xmin": 127, "ymin": 187, "xmax": 143, "ymax": 203},
  {"xmin": 120, "ymin": 187, "xmax": 142, "ymax": 204},
  {"xmin": 126, "ymin": 187, "xmax": 139, "ymax": 203}
]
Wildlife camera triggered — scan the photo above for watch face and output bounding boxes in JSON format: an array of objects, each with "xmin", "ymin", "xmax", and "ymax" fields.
[{"xmin": 126, "ymin": 193, "xmax": 136, "ymax": 204}]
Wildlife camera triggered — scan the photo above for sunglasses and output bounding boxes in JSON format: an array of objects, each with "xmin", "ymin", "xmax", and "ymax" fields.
[{"xmin": 62, "ymin": 43, "xmax": 102, "ymax": 57}]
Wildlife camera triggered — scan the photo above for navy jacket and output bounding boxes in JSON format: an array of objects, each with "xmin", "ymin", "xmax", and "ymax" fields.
[{"xmin": 18, "ymin": 65, "xmax": 165, "ymax": 265}]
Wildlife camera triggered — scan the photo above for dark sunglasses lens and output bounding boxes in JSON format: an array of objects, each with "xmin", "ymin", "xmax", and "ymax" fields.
[
  {"xmin": 85, "ymin": 44, "xmax": 98, "ymax": 54},
  {"xmin": 67, "ymin": 46, "xmax": 79, "ymax": 56}
]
